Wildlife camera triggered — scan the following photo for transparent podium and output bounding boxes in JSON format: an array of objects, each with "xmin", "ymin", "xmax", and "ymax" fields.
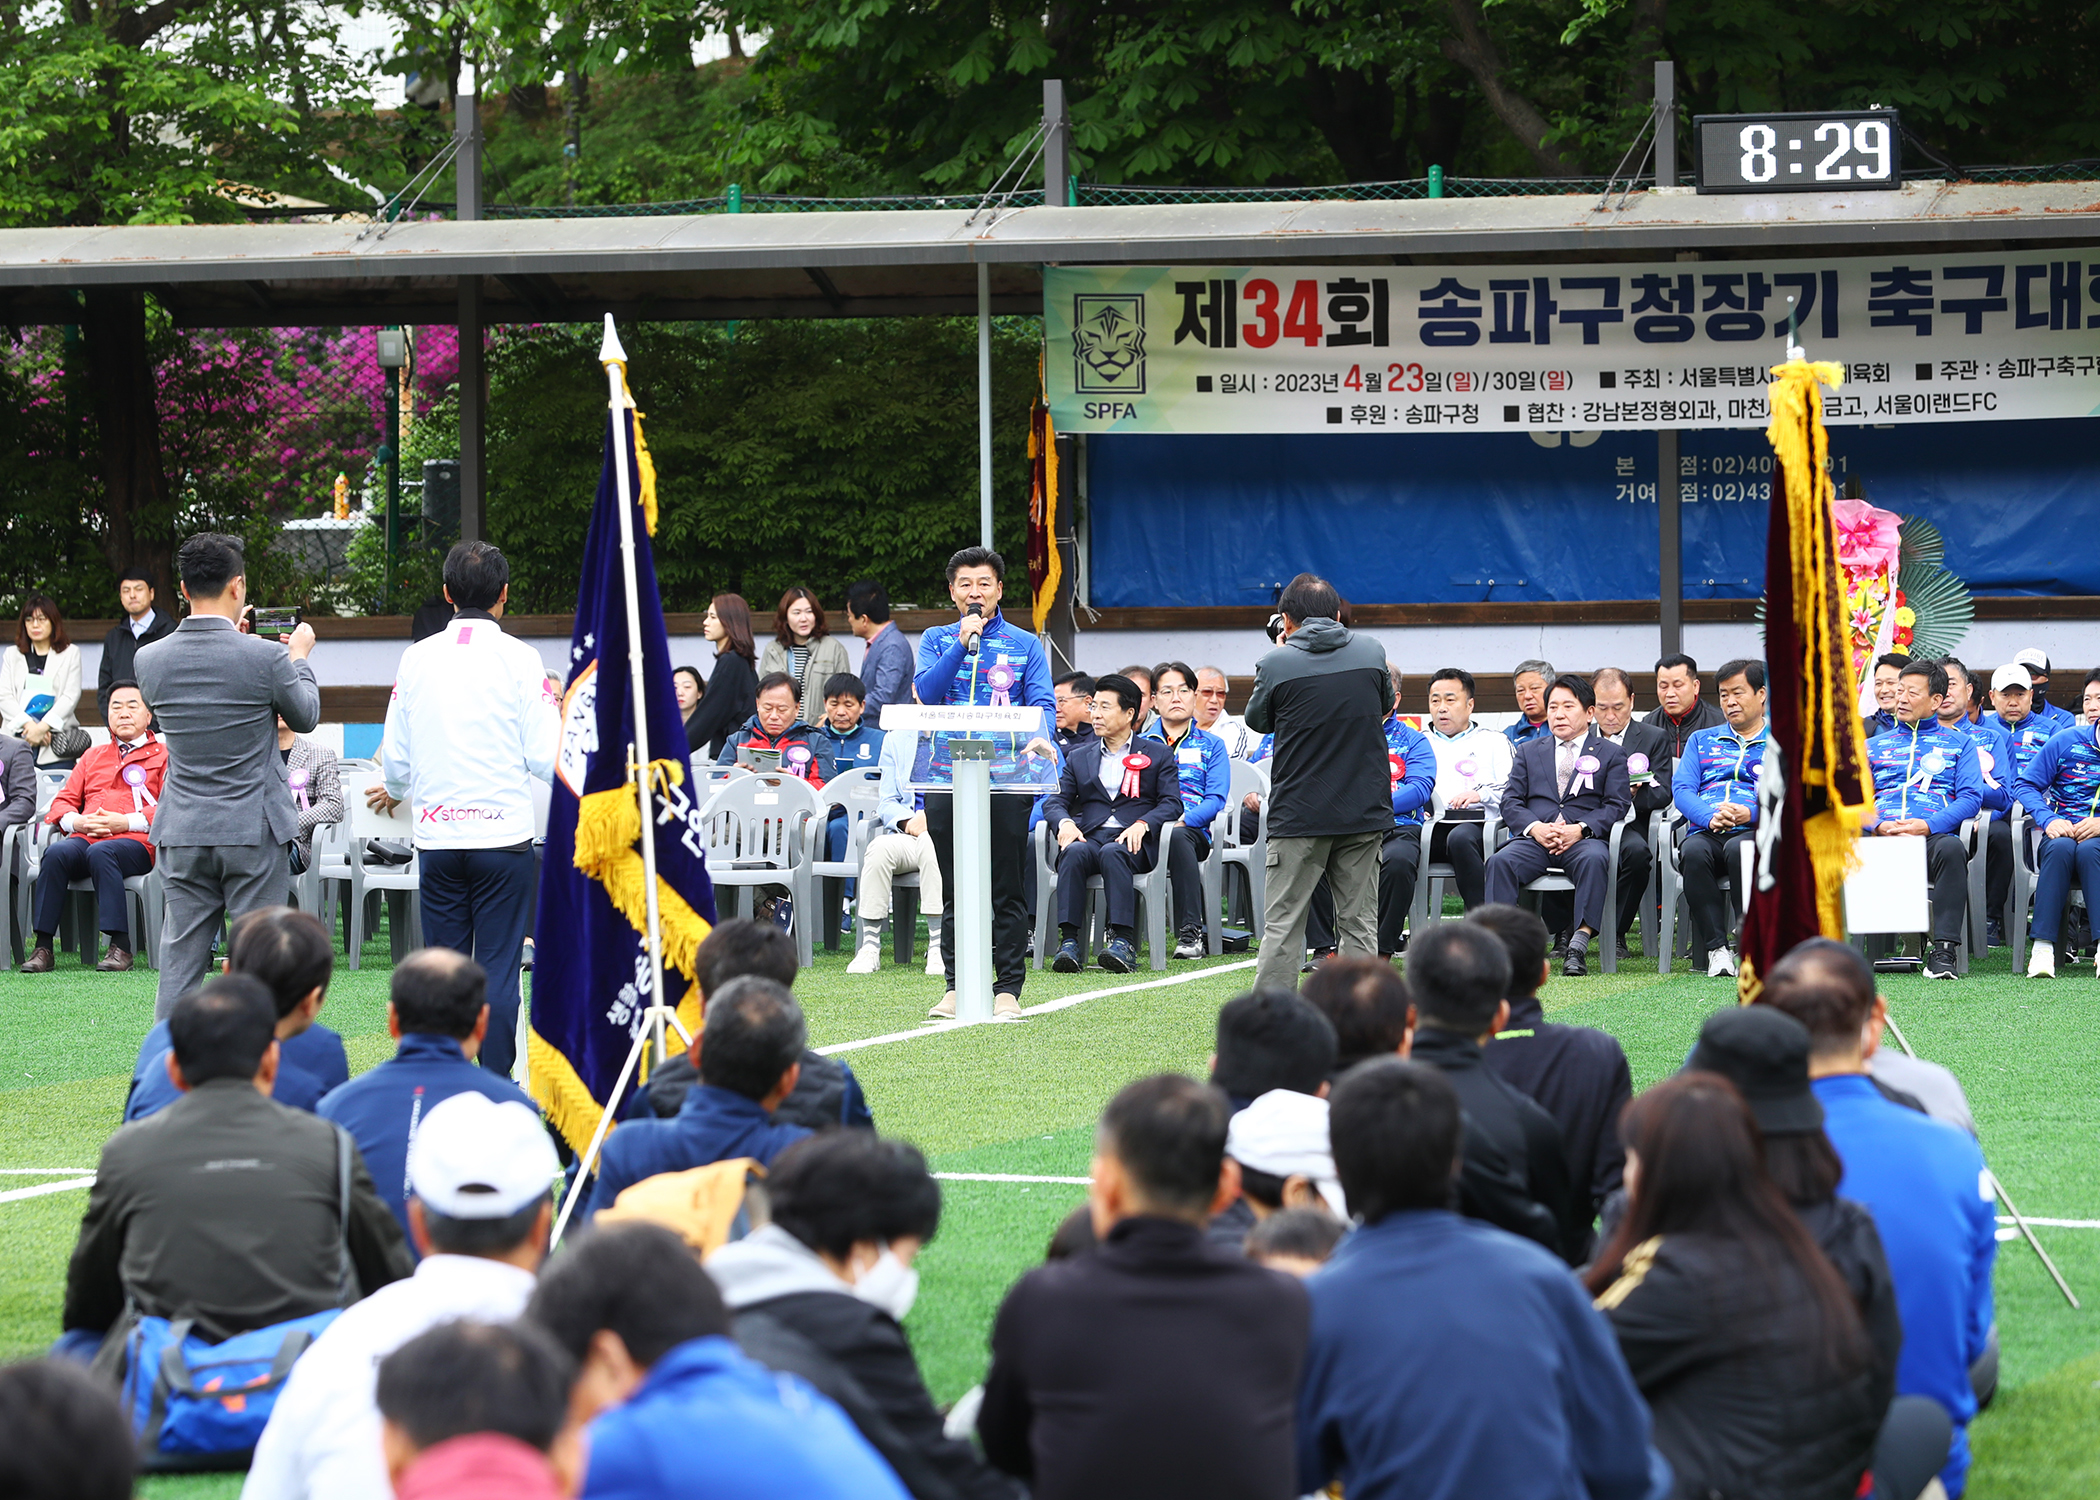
[{"xmin": 880, "ymin": 705, "xmax": 1061, "ymax": 1022}]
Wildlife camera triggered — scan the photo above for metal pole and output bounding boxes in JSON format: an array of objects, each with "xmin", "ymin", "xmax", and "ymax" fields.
[
  {"xmin": 1043, "ymin": 79, "xmax": 1070, "ymax": 206},
  {"xmin": 456, "ymin": 63, "xmax": 486, "ymax": 543},
  {"xmin": 1654, "ymin": 61, "xmax": 1677, "ymax": 187},
  {"xmin": 383, "ymin": 341, "xmax": 400, "ymax": 611},
  {"xmin": 951, "ymin": 741, "xmax": 994, "ymax": 1023},
  {"xmin": 978, "ymin": 262, "xmax": 994, "ymax": 549},
  {"xmin": 1658, "ymin": 429, "xmax": 1683, "ymax": 657},
  {"xmin": 599, "ymin": 316, "xmax": 669, "ymax": 1067}
]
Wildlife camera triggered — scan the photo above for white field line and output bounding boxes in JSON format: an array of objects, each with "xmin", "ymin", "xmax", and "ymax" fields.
[
  {"xmin": 936, "ymin": 1173, "xmax": 1091, "ymax": 1185},
  {"xmin": 0, "ymin": 1176, "xmax": 94, "ymax": 1205},
  {"xmin": 816, "ymin": 959, "xmax": 1259, "ymax": 1056},
  {"xmin": 0, "ymin": 1168, "xmax": 97, "ymax": 1175}
]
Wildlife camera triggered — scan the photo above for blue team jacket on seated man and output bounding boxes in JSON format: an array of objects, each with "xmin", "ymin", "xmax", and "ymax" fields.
[
  {"xmin": 1866, "ymin": 720, "xmax": 1984, "ymax": 833},
  {"xmin": 812, "ymin": 720, "xmax": 884, "ymax": 783},
  {"xmin": 1384, "ymin": 717, "xmax": 1437, "ymax": 829},
  {"xmin": 2013, "ymin": 722, "xmax": 2100, "ymax": 824},
  {"xmin": 1160, "ymin": 721, "xmax": 1230, "ymax": 837},
  {"xmin": 1672, "ymin": 722, "xmax": 1771, "ymax": 831},
  {"xmin": 913, "ymin": 610, "xmax": 1055, "ymax": 713},
  {"xmin": 1947, "ymin": 718, "xmax": 2014, "ymax": 814},
  {"xmin": 1984, "ymin": 714, "xmax": 2060, "ymax": 785}
]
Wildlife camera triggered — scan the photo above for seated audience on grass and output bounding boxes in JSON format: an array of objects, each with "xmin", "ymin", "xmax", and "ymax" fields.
[
  {"xmin": 1647, "ymin": 653, "xmax": 1727, "ymax": 758},
  {"xmin": 686, "ymin": 595, "xmax": 759, "ymax": 762},
  {"xmin": 1244, "ymin": 1206, "xmax": 1345, "ymax": 1277},
  {"xmin": 2010, "ymin": 647, "xmax": 2077, "ymax": 732},
  {"xmin": 315, "ymin": 948, "xmax": 539, "ymax": 1247},
  {"xmin": 1936, "ymin": 656, "xmax": 2017, "ymax": 946},
  {"xmin": 279, "ymin": 713, "xmax": 344, "ymax": 876},
  {"xmin": 849, "ymin": 730, "xmax": 947, "ymax": 977},
  {"xmin": 1195, "ymin": 666, "xmax": 1257, "ymax": 760},
  {"xmin": 1759, "ymin": 939, "xmax": 1997, "ymax": 1498},
  {"xmin": 128, "ymin": 906, "xmax": 348, "ymax": 1121},
  {"xmin": 1298, "ymin": 955, "xmax": 1414, "ymax": 1075},
  {"xmin": 631, "ymin": 918, "xmax": 872, "ymax": 1132},
  {"xmin": 1865, "ymin": 659, "xmax": 1984, "ymax": 981},
  {"xmin": 715, "ymin": 672, "xmax": 828, "ymax": 785},
  {"xmin": 2011, "ymin": 698, "xmax": 2100, "ymax": 979},
  {"xmin": 245, "ymin": 1092, "xmax": 558, "ymax": 1500},
  {"xmin": 1671, "ymin": 658, "xmax": 1770, "ymax": 978},
  {"xmin": 710, "ymin": 1132, "xmax": 1021, "ymax": 1500},
  {"xmin": 374, "ymin": 1320, "xmax": 578, "ymax": 1500},
  {"xmin": 1118, "ymin": 664, "xmax": 1155, "ymax": 730},
  {"xmin": 813, "ymin": 672, "xmax": 884, "ymax": 782},
  {"xmin": 583, "ymin": 975, "xmax": 812, "ymax": 1223},
  {"xmin": 761, "ymin": 587, "xmax": 853, "ymax": 713},
  {"xmin": 1864, "ymin": 653, "xmax": 1907, "ymax": 739},
  {"xmin": 1585, "ymin": 1072, "xmax": 1883, "ymax": 1500},
  {"xmin": 1152, "ymin": 661, "xmax": 1231, "ymax": 959},
  {"xmin": 63, "ymin": 976, "xmax": 410, "ymax": 1355},
  {"xmin": 528, "ymin": 1221, "xmax": 910, "ymax": 1499},
  {"xmin": 1211, "ymin": 1086, "xmax": 1347, "ymax": 1252},
  {"xmin": 846, "ymin": 581, "xmax": 914, "ymax": 719},
  {"xmin": 0, "ymin": 1357, "xmax": 136, "ymax": 1500},
  {"xmin": 1484, "ymin": 674, "xmax": 1633, "ymax": 977},
  {"xmin": 1052, "ymin": 671, "xmax": 1096, "ymax": 752},
  {"xmin": 1298, "ymin": 1058, "xmax": 1666, "ymax": 1500},
  {"xmin": 675, "ymin": 666, "xmax": 709, "ymax": 754},
  {"xmin": 1422, "ymin": 667, "xmax": 1508, "ymax": 911},
  {"xmin": 1404, "ymin": 921, "xmax": 1577, "ymax": 1261},
  {"xmin": 1982, "ymin": 662, "xmax": 2056, "ymax": 785},
  {"xmin": 1306, "ymin": 665, "xmax": 1434, "ymax": 961},
  {"xmin": 21, "ymin": 681, "xmax": 164, "ymax": 974},
  {"xmin": 1044, "ymin": 674, "xmax": 1181, "ymax": 976},
  {"xmin": 1210, "ymin": 987, "xmax": 1338, "ymax": 1113},
  {"xmin": 1589, "ymin": 667, "xmax": 1670, "ymax": 953},
  {"xmin": 1504, "ymin": 657, "xmax": 1555, "ymax": 746},
  {"xmin": 1472, "ymin": 904, "xmax": 1631, "ymax": 1252},
  {"xmin": 980, "ymin": 1074, "xmax": 1309, "ymax": 1500}
]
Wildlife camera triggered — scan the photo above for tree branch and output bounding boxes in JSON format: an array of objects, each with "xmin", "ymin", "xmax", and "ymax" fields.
[
  {"xmin": 1441, "ymin": 0, "xmax": 1582, "ymax": 176},
  {"xmin": 119, "ymin": 0, "xmax": 223, "ymax": 49}
]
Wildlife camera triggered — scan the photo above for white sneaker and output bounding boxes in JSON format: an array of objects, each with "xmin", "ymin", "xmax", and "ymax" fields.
[
  {"xmin": 2027, "ymin": 940, "xmax": 2055, "ymax": 978},
  {"xmin": 846, "ymin": 939, "xmax": 880, "ymax": 975},
  {"xmin": 924, "ymin": 928, "xmax": 946, "ymax": 976},
  {"xmin": 1706, "ymin": 946, "xmax": 1738, "ymax": 978}
]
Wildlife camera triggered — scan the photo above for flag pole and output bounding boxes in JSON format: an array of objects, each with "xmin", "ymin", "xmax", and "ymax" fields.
[{"xmin": 599, "ymin": 315, "xmax": 670, "ymax": 1068}]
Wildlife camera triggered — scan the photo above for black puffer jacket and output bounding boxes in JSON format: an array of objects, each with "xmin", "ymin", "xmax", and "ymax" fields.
[
  {"xmin": 1596, "ymin": 1231, "xmax": 1883, "ymax": 1500},
  {"xmin": 1243, "ymin": 618, "xmax": 1394, "ymax": 839}
]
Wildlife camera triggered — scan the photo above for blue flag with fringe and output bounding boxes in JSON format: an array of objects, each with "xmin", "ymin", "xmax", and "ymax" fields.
[{"xmin": 529, "ymin": 385, "xmax": 716, "ymax": 1157}]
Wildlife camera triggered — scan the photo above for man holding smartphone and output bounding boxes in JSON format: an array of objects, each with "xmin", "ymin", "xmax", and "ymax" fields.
[{"xmin": 134, "ymin": 532, "xmax": 320, "ymax": 1014}]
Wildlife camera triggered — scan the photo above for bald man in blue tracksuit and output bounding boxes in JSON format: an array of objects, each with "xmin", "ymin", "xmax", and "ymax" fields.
[
  {"xmin": 914, "ymin": 547, "xmax": 1056, "ymax": 1017},
  {"xmin": 1865, "ymin": 662, "xmax": 1984, "ymax": 979}
]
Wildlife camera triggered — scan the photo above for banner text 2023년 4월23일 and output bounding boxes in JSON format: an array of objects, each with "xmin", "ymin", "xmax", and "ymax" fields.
[{"xmin": 1045, "ymin": 255, "xmax": 2100, "ymax": 436}]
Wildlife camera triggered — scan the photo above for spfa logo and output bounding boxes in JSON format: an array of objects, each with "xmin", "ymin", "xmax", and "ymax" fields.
[{"xmin": 1072, "ymin": 294, "xmax": 1147, "ymax": 395}]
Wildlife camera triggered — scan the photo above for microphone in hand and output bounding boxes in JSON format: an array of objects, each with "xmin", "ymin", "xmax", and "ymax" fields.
[{"xmin": 963, "ymin": 603, "xmax": 984, "ymax": 657}]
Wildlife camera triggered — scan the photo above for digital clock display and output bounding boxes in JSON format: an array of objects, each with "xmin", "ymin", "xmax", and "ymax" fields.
[{"xmin": 1694, "ymin": 110, "xmax": 1903, "ymax": 194}]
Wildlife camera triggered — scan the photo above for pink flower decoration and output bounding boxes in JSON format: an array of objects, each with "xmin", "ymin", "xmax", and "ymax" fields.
[{"xmin": 1832, "ymin": 498, "xmax": 1902, "ymax": 579}]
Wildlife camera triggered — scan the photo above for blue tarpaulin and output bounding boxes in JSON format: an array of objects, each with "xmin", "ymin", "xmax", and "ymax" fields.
[{"xmin": 1088, "ymin": 417, "xmax": 2099, "ymax": 606}]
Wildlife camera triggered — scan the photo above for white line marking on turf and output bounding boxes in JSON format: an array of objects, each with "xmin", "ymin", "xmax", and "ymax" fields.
[
  {"xmin": 1997, "ymin": 1216, "xmax": 2100, "ymax": 1230},
  {"xmin": 0, "ymin": 1176, "xmax": 94, "ymax": 1205},
  {"xmin": 816, "ymin": 959, "xmax": 1260, "ymax": 1056},
  {"xmin": 0, "ymin": 1168, "xmax": 97, "ymax": 1175},
  {"xmin": 936, "ymin": 1173, "xmax": 1092, "ymax": 1185}
]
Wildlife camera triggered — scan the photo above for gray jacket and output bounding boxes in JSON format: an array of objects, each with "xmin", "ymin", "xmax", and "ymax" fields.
[
  {"xmin": 0, "ymin": 731, "xmax": 33, "ymax": 838},
  {"xmin": 134, "ymin": 616, "xmax": 321, "ymax": 847},
  {"xmin": 1244, "ymin": 618, "xmax": 1394, "ymax": 839},
  {"xmin": 284, "ymin": 735, "xmax": 346, "ymax": 863}
]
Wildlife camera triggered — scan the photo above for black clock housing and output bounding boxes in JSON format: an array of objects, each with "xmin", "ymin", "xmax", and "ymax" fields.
[{"xmin": 1693, "ymin": 110, "xmax": 1904, "ymax": 194}]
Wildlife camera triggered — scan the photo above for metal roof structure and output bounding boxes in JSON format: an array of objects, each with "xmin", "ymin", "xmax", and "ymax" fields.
[{"xmin": 4, "ymin": 179, "xmax": 2098, "ymax": 328}]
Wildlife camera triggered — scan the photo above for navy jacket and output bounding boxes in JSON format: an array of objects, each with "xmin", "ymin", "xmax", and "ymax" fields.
[
  {"xmin": 1500, "ymin": 729, "xmax": 1633, "ymax": 842},
  {"xmin": 1296, "ymin": 1210, "xmax": 1669, "ymax": 1500},
  {"xmin": 584, "ymin": 1084, "xmax": 810, "ymax": 1226},
  {"xmin": 857, "ymin": 622, "xmax": 916, "ymax": 718},
  {"xmin": 315, "ymin": 1032, "xmax": 539, "ymax": 1249},
  {"xmin": 1042, "ymin": 734, "xmax": 1182, "ymax": 843},
  {"xmin": 126, "ymin": 1020, "xmax": 347, "ymax": 1123}
]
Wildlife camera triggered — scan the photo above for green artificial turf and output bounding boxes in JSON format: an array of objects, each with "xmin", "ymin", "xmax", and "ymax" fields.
[{"xmin": 5, "ymin": 913, "xmax": 2097, "ymax": 1499}]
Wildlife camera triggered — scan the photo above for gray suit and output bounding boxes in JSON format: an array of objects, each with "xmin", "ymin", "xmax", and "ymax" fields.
[{"xmin": 134, "ymin": 616, "xmax": 321, "ymax": 1013}]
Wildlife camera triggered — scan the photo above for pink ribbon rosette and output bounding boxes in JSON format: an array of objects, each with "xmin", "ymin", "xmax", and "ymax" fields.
[
  {"xmin": 786, "ymin": 745, "xmax": 814, "ymax": 780},
  {"xmin": 1120, "ymin": 753, "xmax": 1149, "ymax": 798},
  {"xmin": 986, "ymin": 663, "xmax": 1015, "ymax": 707},
  {"xmin": 289, "ymin": 767, "xmax": 312, "ymax": 812},
  {"xmin": 1626, "ymin": 751, "xmax": 1651, "ymax": 784}
]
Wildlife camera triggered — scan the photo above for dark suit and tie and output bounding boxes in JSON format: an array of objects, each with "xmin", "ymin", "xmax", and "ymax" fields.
[
  {"xmin": 1485, "ymin": 729, "xmax": 1632, "ymax": 944},
  {"xmin": 1042, "ymin": 735, "xmax": 1181, "ymax": 946},
  {"xmin": 1602, "ymin": 717, "xmax": 1672, "ymax": 942}
]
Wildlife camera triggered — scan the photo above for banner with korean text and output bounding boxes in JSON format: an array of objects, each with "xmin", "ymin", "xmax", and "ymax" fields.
[{"xmin": 1046, "ymin": 255, "xmax": 2100, "ymax": 435}]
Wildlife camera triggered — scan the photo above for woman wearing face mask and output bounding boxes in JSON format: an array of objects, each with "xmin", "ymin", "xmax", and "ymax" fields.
[
  {"xmin": 684, "ymin": 594, "xmax": 759, "ymax": 761},
  {"xmin": 760, "ymin": 587, "xmax": 851, "ymax": 713},
  {"xmin": 707, "ymin": 1133, "xmax": 1019, "ymax": 1500}
]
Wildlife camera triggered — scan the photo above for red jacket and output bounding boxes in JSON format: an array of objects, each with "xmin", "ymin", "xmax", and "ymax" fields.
[{"xmin": 46, "ymin": 734, "xmax": 166, "ymax": 853}]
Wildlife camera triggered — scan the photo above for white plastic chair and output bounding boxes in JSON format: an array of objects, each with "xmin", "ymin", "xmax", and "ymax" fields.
[
  {"xmin": 1, "ymin": 822, "xmax": 31, "ymax": 968},
  {"xmin": 1410, "ymin": 801, "xmax": 1502, "ymax": 936},
  {"xmin": 700, "ymin": 773, "xmax": 820, "ymax": 966},
  {"xmin": 1656, "ymin": 812, "xmax": 1757, "ymax": 975},
  {"xmin": 1490, "ymin": 808, "xmax": 1633, "ymax": 974},
  {"xmin": 807, "ymin": 768, "xmax": 882, "ymax": 951},
  {"xmin": 1215, "ymin": 761, "xmax": 1270, "ymax": 945},
  {"xmin": 342, "ymin": 780, "xmax": 420, "ymax": 969},
  {"xmin": 23, "ymin": 820, "xmax": 161, "ymax": 969},
  {"xmin": 1031, "ymin": 819, "xmax": 1181, "ymax": 972}
]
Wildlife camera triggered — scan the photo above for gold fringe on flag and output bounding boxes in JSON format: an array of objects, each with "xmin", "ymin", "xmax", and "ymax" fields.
[
  {"xmin": 1765, "ymin": 359, "xmax": 1875, "ymax": 939},
  {"xmin": 606, "ymin": 363, "xmax": 661, "ymax": 535}
]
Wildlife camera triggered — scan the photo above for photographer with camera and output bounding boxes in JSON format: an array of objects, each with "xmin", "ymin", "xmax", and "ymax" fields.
[{"xmin": 134, "ymin": 533, "xmax": 320, "ymax": 1015}]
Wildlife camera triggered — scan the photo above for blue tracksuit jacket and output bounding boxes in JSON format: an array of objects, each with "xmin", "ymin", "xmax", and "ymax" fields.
[
  {"xmin": 1866, "ymin": 719, "xmax": 1985, "ymax": 834},
  {"xmin": 1947, "ymin": 718, "xmax": 2013, "ymax": 814},
  {"xmin": 583, "ymin": 1084, "xmax": 809, "ymax": 1226},
  {"xmin": 914, "ymin": 609, "xmax": 1055, "ymax": 714},
  {"xmin": 1985, "ymin": 711, "xmax": 2066, "ymax": 786},
  {"xmin": 2013, "ymin": 722, "xmax": 2100, "ymax": 824},
  {"xmin": 1383, "ymin": 718, "xmax": 1437, "ymax": 829},
  {"xmin": 126, "ymin": 1020, "xmax": 347, "ymax": 1122},
  {"xmin": 1671, "ymin": 722, "xmax": 1770, "ymax": 831},
  {"xmin": 1504, "ymin": 717, "xmax": 1551, "ymax": 748},
  {"xmin": 812, "ymin": 720, "xmax": 885, "ymax": 783},
  {"xmin": 1161, "ymin": 722, "xmax": 1230, "ymax": 837}
]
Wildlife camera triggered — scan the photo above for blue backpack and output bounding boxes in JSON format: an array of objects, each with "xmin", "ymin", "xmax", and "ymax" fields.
[{"xmin": 115, "ymin": 1126, "xmax": 355, "ymax": 1471}]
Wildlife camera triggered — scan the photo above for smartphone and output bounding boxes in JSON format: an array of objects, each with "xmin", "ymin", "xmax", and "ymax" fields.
[{"xmin": 251, "ymin": 607, "xmax": 302, "ymax": 642}]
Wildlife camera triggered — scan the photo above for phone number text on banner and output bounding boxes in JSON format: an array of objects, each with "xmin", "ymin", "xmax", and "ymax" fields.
[{"xmin": 1045, "ymin": 256, "xmax": 2100, "ymax": 435}]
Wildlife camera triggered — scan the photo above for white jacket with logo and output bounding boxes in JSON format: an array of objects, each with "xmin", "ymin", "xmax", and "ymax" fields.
[{"xmin": 379, "ymin": 613, "xmax": 559, "ymax": 850}]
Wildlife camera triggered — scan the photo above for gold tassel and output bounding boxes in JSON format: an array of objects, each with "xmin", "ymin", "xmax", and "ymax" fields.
[
  {"xmin": 529, "ymin": 1028, "xmax": 617, "ymax": 1158},
  {"xmin": 573, "ymin": 770, "xmax": 714, "ymax": 982},
  {"xmin": 609, "ymin": 365, "xmax": 660, "ymax": 536}
]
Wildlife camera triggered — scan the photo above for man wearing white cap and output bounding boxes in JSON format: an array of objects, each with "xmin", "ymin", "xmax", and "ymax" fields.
[
  {"xmin": 1224, "ymin": 1088, "xmax": 1348, "ymax": 1226},
  {"xmin": 244, "ymin": 1093, "xmax": 559, "ymax": 1500},
  {"xmin": 2011, "ymin": 648, "xmax": 2079, "ymax": 734}
]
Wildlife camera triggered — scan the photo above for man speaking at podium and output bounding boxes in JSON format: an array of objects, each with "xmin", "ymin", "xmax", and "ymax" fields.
[{"xmin": 913, "ymin": 547, "xmax": 1055, "ymax": 1021}]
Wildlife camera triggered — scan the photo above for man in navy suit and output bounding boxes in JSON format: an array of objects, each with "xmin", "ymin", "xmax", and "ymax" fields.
[
  {"xmin": 1044, "ymin": 674, "xmax": 1183, "ymax": 974},
  {"xmin": 1485, "ymin": 675, "xmax": 1632, "ymax": 976}
]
